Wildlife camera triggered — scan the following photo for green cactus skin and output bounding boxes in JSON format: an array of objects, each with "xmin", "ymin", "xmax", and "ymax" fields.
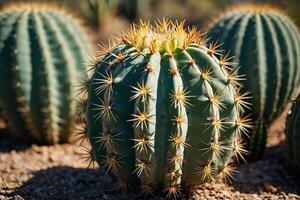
[
  {"xmin": 208, "ymin": 5, "xmax": 300, "ymax": 160},
  {"xmin": 0, "ymin": 4, "xmax": 92, "ymax": 144},
  {"xmin": 80, "ymin": 20, "xmax": 251, "ymax": 197},
  {"xmin": 286, "ymin": 96, "xmax": 300, "ymax": 171}
]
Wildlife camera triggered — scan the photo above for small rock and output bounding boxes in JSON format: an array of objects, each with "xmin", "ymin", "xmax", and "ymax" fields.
[
  {"xmin": 13, "ymin": 195, "xmax": 25, "ymax": 200},
  {"xmin": 221, "ymin": 190, "xmax": 230, "ymax": 197},
  {"xmin": 288, "ymin": 193, "xmax": 300, "ymax": 199},
  {"xmin": 103, "ymin": 194, "xmax": 110, "ymax": 200},
  {"xmin": 31, "ymin": 144, "xmax": 41, "ymax": 152},
  {"xmin": 263, "ymin": 183, "xmax": 278, "ymax": 193},
  {"xmin": 49, "ymin": 153, "xmax": 56, "ymax": 162}
]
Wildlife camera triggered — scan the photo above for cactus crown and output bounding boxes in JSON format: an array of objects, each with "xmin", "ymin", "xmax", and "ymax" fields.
[
  {"xmin": 1, "ymin": 2, "xmax": 87, "ymax": 30},
  {"xmin": 116, "ymin": 19, "xmax": 204, "ymax": 54},
  {"xmin": 220, "ymin": 4, "xmax": 284, "ymax": 14},
  {"xmin": 3, "ymin": 2, "xmax": 72, "ymax": 11}
]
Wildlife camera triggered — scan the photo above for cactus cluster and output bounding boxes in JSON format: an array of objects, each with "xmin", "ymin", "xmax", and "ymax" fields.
[
  {"xmin": 208, "ymin": 5, "xmax": 300, "ymax": 160},
  {"xmin": 1, "ymin": 0, "xmax": 300, "ymax": 198},
  {"xmin": 118, "ymin": 0, "xmax": 152, "ymax": 20},
  {"xmin": 78, "ymin": 19, "xmax": 251, "ymax": 197},
  {"xmin": 286, "ymin": 96, "xmax": 300, "ymax": 171},
  {"xmin": 0, "ymin": 4, "xmax": 92, "ymax": 144}
]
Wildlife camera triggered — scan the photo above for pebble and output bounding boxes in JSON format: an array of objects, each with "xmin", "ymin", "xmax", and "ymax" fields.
[
  {"xmin": 263, "ymin": 183, "xmax": 278, "ymax": 193},
  {"xmin": 288, "ymin": 194, "xmax": 300, "ymax": 199},
  {"xmin": 13, "ymin": 195, "xmax": 25, "ymax": 200}
]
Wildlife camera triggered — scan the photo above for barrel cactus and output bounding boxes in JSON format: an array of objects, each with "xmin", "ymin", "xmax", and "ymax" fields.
[
  {"xmin": 208, "ymin": 5, "xmax": 300, "ymax": 160},
  {"xmin": 286, "ymin": 96, "xmax": 300, "ymax": 171},
  {"xmin": 0, "ymin": 4, "xmax": 92, "ymax": 144},
  {"xmin": 79, "ymin": 20, "xmax": 251, "ymax": 197}
]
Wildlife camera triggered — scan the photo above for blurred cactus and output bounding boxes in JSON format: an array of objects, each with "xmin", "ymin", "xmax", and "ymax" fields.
[
  {"xmin": 287, "ymin": 0, "xmax": 300, "ymax": 27},
  {"xmin": 78, "ymin": 0, "xmax": 119, "ymax": 28},
  {"xmin": 208, "ymin": 5, "xmax": 300, "ymax": 160},
  {"xmin": 78, "ymin": 20, "xmax": 251, "ymax": 197},
  {"xmin": 78, "ymin": 0, "xmax": 158, "ymax": 28},
  {"xmin": 0, "ymin": 3, "xmax": 92, "ymax": 144},
  {"xmin": 286, "ymin": 96, "xmax": 300, "ymax": 171},
  {"xmin": 119, "ymin": 0, "xmax": 151, "ymax": 20}
]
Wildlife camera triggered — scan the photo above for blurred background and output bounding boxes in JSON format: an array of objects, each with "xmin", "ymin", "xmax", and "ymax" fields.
[{"xmin": 0, "ymin": 0, "xmax": 300, "ymax": 42}]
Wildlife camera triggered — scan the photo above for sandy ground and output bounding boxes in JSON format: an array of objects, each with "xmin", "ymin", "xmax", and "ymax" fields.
[{"xmin": 0, "ymin": 113, "xmax": 299, "ymax": 200}]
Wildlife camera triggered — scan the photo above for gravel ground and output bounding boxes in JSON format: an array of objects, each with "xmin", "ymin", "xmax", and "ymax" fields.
[{"xmin": 0, "ymin": 114, "xmax": 300, "ymax": 200}]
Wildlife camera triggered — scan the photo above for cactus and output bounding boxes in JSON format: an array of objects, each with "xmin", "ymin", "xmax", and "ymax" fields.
[
  {"xmin": 79, "ymin": 0, "xmax": 154, "ymax": 28},
  {"xmin": 0, "ymin": 4, "xmax": 92, "ymax": 144},
  {"xmin": 208, "ymin": 5, "xmax": 300, "ymax": 160},
  {"xmin": 79, "ymin": 20, "xmax": 251, "ymax": 197},
  {"xmin": 119, "ymin": 0, "xmax": 151, "ymax": 20},
  {"xmin": 286, "ymin": 96, "xmax": 300, "ymax": 171}
]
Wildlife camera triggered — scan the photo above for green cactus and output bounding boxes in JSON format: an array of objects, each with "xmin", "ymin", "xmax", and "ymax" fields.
[
  {"xmin": 0, "ymin": 4, "xmax": 92, "ymax": 144},
  {"xmin": 286, "ymin": 96, "xmax": 300, "ymax": 171},
  {"xmin": 79, "ymin": 20, "xmax": 251, "ymax": 197},
  {"xmin": 208, "ymin": 5, "xmax": 300, "ymax": 160}
]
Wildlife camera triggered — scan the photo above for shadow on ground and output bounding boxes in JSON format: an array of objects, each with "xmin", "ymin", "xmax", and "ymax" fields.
[
  {"xmin": 2, "ymin": 112, "xmax": 299, "ymax": 199},
  {"xmin": 7, "ymin": 166, "xmax": 129, "ymax": 200},
  {"xmin": 232, "ymin": 143, "xmax": 300, "ymax": 196},
  {"xmin": 7, "ymin": 145, "xmax": 300, "ymax": 200},
  {"xmin": 0, "ymin": 129, "xmax": 31, "ymax": 153}
]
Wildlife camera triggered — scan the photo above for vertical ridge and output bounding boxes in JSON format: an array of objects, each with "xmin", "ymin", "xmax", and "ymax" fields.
[
  {"xmin": 111, "ymin": 47, "xmax": 146, "ymax": 184},
  {"xmin": 249, "ymin": 13, "xmax": 268, "ymax": 158},
  {"xmin": 39, "ymin": 11, "xmax": 77, "ymax": 142},
  {"xmin": 0, "ymin": 11, "xmax": 22, "ymax": 50},
  {"xmin": 209, "ymin": 13, "xmax": 244, "ymax": 44},
  {"xmin": 161, "ymin": 55, "xmax": 188, "ymax": 189},
  {"xmin": 255, "ymin": 13, "xmax": 267, "ymax": 122},
  {"xmin": 177, "ymin": 46, "xmax": 232, "ymax": 184},
  {"xmin": 236, "ymin": 14, "xmax": 266, "ymax": 158},
  {"xmin": 268, "ymin": 13, "xmax": 294, "ymax": 116},
  {"xmin": 132, "ymin": 52, "xmax": 161, "ymax": 184},
  {"xmin": 49, "ymin": 11, "xmax": 91, "ymax": 73},
  {"xmin": 29, "ymin": 11, "xmax": 60, "ymax": 144},
  {"xmin": 0, "ymin": 11, "xmax": 29, "ymax": 139},
  {"xmin": 284, "ymin": 17, "xmax": 300, "ymax": 90},
  {"xmin": 222, "ymin": 13, "xmax": 250, "ymax": 59},
  {"xmin": 275, "ymin": 14, "xmax": 297, "ymax": 106},
  {"xmin": 260, "ymin": 13, "xmax": 282, "ymax": 120},
  {"xmin": 13, "ymin": 11, "xmax": 37, "ymax": 139},
  {"xmin": 154, "ymin": 55, "xmax": 169, "ymax": 181},
  {"xmin": 276, "ymin": 13, "xmax": 300, "ymax": 102},
  {"xmin": 238, "ymin": 14, "xmax": 262, "ymax": 118}
]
